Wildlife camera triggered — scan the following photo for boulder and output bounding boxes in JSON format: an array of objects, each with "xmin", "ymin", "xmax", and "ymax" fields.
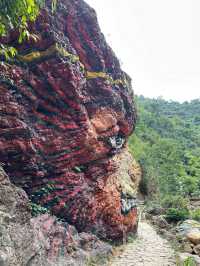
[
  {"xmin": 186, "ymin": 230, "xmax": 200, "ymax": 245},
  {"xmin": 177, "ymin": 220, "xmax": 200, "ymax": 247},
  {"xmin": 177, "ymin": 220, "xmax": 200, "ymax": 236}
]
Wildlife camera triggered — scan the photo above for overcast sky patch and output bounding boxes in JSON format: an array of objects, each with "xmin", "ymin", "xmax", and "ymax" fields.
[{"xmin": 85, "ymin": 0, "xmax": 200, "ymax": 102}]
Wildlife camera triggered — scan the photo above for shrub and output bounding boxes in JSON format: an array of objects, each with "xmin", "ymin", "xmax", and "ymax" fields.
[
  {"xmin": 165, "ymin": 208, "xmax": 189, "ymax": 222},
  {"xmin": 191, "ymin": 209, "xmax": 200, "ymax": 222},
  {"xmin": 183, "ymin": 256, "xmax": 197, "ymax": 266},
  {"xmin": 161, "ymin": 195, "xmax": 189, "ymax": 210}
]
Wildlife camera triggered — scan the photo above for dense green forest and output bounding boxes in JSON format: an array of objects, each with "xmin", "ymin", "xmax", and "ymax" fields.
[{"xmin": 129, "ymin": 96, "xmax": 200, "ymax": 220}]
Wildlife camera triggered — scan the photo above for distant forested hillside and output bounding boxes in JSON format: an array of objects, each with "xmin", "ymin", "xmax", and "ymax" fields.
[{"xmin": 129, "ymin": 96, "xmax": 200, "ymax": 204}]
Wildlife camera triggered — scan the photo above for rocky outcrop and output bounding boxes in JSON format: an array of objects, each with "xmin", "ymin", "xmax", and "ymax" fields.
[
  {"xmin": 0, "ymin": 168, "xmax": 111, "ymax": 265},
  {"xmin": 0, "ymin": 0, "xmax": 139, "ymax": 241}
]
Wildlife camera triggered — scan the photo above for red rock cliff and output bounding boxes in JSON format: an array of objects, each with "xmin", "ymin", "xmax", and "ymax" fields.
[{"xmin": 0, "ymin": 0, "xmax": 138, "ymax": 241}]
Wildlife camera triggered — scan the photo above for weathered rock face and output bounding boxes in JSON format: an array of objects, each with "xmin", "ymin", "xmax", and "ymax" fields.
[
  {"xmin": 0, "ymin": 0, "xmax": 138, "ymax": 241},
  {"xmin": 0, "ymin": 168, "xmax": 112, "ymax": 265}
]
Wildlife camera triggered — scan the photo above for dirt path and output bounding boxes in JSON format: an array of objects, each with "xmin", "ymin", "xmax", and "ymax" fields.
[{"xmin": 110, "ymin": 222, "xmax": 176, "ymax": 266}]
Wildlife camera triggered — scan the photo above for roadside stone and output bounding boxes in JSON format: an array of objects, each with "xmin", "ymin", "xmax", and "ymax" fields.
[
  {"xmin": 182, "ymin": 242, "xmax": 193, "ymax": 254},
  {"xmin": 186, "ymin": 230, "xmax": 200, "ymax": 245},
  {"xmin": 194, "ymin": 244, "xmax": 200, "ymax": 256},
  {"xmin": 152, "ymin": 215, "xmax": 169, "ymax": 229}
]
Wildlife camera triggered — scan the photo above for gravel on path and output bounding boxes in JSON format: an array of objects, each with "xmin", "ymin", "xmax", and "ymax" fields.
[{"xmin": 110, "ymin": 222, "xmax": 176, "ymax": 266}]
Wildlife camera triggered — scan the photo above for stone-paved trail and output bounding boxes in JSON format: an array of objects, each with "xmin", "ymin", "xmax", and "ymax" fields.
[{"xmin": 110, "ymin": 222, "xmax": 176, "ymax": 266}]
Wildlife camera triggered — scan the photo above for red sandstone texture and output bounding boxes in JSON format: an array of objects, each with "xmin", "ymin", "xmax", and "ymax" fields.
[
  {"xmin": 0, "ymin": 168, "xmax": 111, "ymax": 265},
  {"xmin": 0, "ymin": 0, "xmax": 138, "ymax": 241}
]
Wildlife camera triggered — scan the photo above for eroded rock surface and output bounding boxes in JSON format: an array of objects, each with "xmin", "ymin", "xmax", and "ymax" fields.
[
  {"xmin": 0, "ymin": 0, "xmax": 138, "ymax": 241},
  {"xmin": 0, "ymin": 168, "xmax": 111, "ymax": 265}
]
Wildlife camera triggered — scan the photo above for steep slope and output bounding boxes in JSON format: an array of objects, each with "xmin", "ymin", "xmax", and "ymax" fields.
[{"xmin": 0, "ymin": 0, "xmax": 139, "ymax": 242}]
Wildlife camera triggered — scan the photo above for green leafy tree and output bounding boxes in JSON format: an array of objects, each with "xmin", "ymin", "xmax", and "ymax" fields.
[
  {"xmin": 0, "ymin": 0, "xmax": 57, "ymax": 58},
  {"xmin": 129, "ymin": 96, "xmax": 200, "ymax": 202}
]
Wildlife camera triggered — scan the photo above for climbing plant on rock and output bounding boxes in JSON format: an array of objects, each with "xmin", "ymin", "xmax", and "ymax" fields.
[
  {"xmin": 0, "ymin": 0, "xmax": 44, "ymax": 38},
  {"xmin": 0, "ymin": 0, "xmax": 57, "ymax": 58}
]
